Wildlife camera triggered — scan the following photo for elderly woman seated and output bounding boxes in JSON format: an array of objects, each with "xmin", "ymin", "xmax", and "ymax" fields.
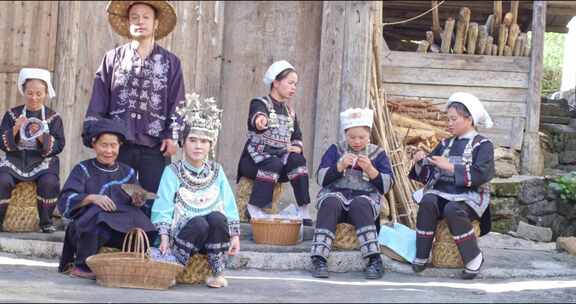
[
  {"xmin": 57, "ymin": 117, "xmax": 156, "ymax": 279},
  {"xmin": 0, "ymin": 68, "xmax": 65, "ymax": 233}
]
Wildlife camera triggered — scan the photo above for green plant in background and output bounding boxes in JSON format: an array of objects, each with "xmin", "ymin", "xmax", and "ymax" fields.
[
  {"xmin": 542, "ymin": 32, "xmax": 565, "ymax": 96},
  {"xmin": 549, "ymin": 172, "xmax": 576, "ymax": 203}
]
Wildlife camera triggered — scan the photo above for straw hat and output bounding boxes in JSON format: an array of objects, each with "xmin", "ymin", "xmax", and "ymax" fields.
[{"xmin": 106, "ymin": 1, "xmax": 177, "ymax": 41}]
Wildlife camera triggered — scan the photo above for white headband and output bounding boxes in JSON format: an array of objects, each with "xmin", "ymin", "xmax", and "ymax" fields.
[
  {"xmin": 446, "ymin": 92, "xmax": 493, "ymax": 129},
  {"xmin": 262, "ymin": 60, "xmax": 295, "ymax": 88},
  {"xmin": 18, "ymin": 68, "xmax": 56, "ymax": 99}
]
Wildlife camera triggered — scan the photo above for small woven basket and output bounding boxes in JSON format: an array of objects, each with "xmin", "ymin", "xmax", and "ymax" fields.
[
  {"xmin": 251, "ymin": 218, "xmax": 301, "ymax": 246},
  {"xmin": 3, "ymin": 182, "xmax": 39, "ymax": 232},
  {"xmin": 236, "ymin": 177, "xmax": 283, "ymax": 222},
  {"xmin": 86, "ymin": 228, "xmax": 184, "ymax": 290},
  {"xmin": 176, "ymin": 254, "xmax": 212, "ymax": 284},
  {"xmin": 333, "ymin": 223, "xmax": 359, "ymax": 250},
  {"xmin": 431, "ymin": 219, "xmax": 481, "ymax": 268}
]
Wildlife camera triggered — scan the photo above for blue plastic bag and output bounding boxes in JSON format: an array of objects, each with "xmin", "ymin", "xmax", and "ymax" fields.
[{"xmin": 378, "ymin": 222, "xmax": 417, "ymax": 263}]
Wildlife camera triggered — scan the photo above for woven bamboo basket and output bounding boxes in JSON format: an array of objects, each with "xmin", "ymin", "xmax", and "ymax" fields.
[
  {"xmin": 236, "ymin": 177, "xmax": 283, "ymax": 222},
  {"xmin": 176, "ymin": 254, "xmax": 212, "ymax": 284},
  {"xmin": 251, "ymin": 218, "xmax": 301, "ymax": 245},
  {"xmin": 86, "ymin": 228, "xmax": 184, "ymax": 290},
  {"xmin": 333, "ymin": 223, "xmax": 359, "ymax": 250},
  {"xmin": 3, "ymin": 182, "xmax": 39, "ymax": 232},
  {"xmin": 431, "ymin": 219, "xmax": 481, "ymax": 268}
]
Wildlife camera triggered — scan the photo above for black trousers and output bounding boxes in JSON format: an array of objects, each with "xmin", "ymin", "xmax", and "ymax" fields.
[
  {"xmin": 0, "ymin": 172, "xmax": 59, "ymax": 228},
  {"xmin": 118, "ymin": 143, "xmax": 170, "ymax": 217},
  {"xmin": 415, "ymin": 194, "xmax": 481, "ymax": 265},
  {"xmin": 173, "ymin": 212, "xmax": 230, "ymax": 275},
  {"xmin": 311, "ymin": 196, "xmax": 380, "ymax": 259},
  {"xmin": 59, "ymin": 221, "xmax": 125, "ymax": 271},
  {"xmin": 238, "ymin": 153, "xmax": 310, "ymax": 209}
]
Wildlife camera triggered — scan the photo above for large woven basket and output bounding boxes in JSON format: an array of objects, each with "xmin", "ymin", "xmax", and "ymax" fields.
[
  {"xmin": 333, "ymin": 223, "xmax": 359, "ymax": 250},
  {"xmin": 176, "ymin": 254, "xmax": 212, "ymax": 284},
  {"xmin": 236, "ymin": 177, "xmax": 283, "ymax": 222},
  {"xmin": 86, "ymin": 228, "xmax": 184, "ymax": 290},
  {"xmin": 251, "ymin": 218, "xmax": 301, "ymax": 245},
  {"xmin": 3, "ymin": 182, "xmax": 39, "ymax": 232},
  {"xmin": 432, "ymin": 219, "xmax": 481, "ymax": 268}
]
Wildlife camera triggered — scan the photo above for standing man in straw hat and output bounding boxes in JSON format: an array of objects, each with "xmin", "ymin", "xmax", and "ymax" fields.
[{"xmin": 86, "ymin": 1, "xmax": 184, "ymax": 217}]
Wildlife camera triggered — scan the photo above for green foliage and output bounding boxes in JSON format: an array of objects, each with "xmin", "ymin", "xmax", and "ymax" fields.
[
  {"xmin": 549, "ymin": 172, "xmax": 576, "ymax": 203},
  {"xmin": 542, "ymin": 32, "xmax": 566, "ymax": 96}
]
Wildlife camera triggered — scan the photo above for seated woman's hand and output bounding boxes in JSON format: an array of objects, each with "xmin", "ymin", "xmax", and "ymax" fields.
[
  {"xmin": 228, "ymin": 235, "xmax": 240, "ymax": 256},
  {"xmin": 90, "ymin": 194, "xmax": 117, "ymax": 212},
  {"xmin": 337, "ymin": 153, "xmax": 357, "ymax": 173},
  {"xmin": 287, "ymin": 145, "xmax": 302, "ymax": 154},
  {"xmin": 159, "ymin": 235, "xmax": 170, "ymax": 254},
  {"xmin": 131, "ymin": 191, "xmax": 146, "ymax": 208},
  {"xmin": 413, "ymin": 150, "xmax": 427, "ymax": 163},
  {"xmin": 429, "ymin": 156, "xmax": 455, "ymax": 173}
]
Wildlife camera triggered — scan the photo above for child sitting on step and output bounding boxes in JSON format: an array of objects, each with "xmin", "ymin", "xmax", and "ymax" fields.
[{"xmin": 151, "ymin": 93, "xmax": 240, "ymax": 288}]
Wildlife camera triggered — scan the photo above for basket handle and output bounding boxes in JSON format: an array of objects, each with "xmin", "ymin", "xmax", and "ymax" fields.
[{"xmin": 122, "ymin": 228, "xmax": 151, "ymax": 259}]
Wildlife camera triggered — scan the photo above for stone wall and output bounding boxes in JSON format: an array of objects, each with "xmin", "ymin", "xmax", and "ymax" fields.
[{"xmin": 491, "ymin": 175, "xmax": 576, "ymax": 240}]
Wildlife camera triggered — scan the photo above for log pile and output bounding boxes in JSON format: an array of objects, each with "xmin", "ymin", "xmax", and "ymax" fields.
[
  {"xmin": 418, "ymin": 1, "xmax": 530, "ymax": 56},
  {"xmin": 387, "ymin": 97, "xmax": 450, "ymax": 154}
]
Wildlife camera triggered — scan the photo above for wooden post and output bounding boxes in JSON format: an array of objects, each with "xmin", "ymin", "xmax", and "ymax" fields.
[
  {"xmin": 498, "ymin": 24, "xmax": 509, "ymax": 56},
  {"xmin": 484, "ymin": 36, "xmax": 494, "ymax": 55},
  {"xmin": 441, "ymin": 17, "xmax": 455, "ymax": 53},
  {"xmin": 511, "ymin": 0, "xmax": 519, "ymax": 25},
  {"xmin": 507, "ymin": 23, "xmax": 521, "ymax": 52},
  {"xmin": 312, "ymin": 1, "xmax": 346, "ymax": 171},
  {"xmin": 477, "ymin": 25, "xmax": 488, "ymax": 55},
  {"xmin": 431, "ymin": 0, "xmax": 442, "ymax": 44},
  {"xmin": 521, "ymin": 1, "xmax": 546, "ymax": 175},
  {"xmin": 467, "ymin": 22, "xmax": 479, "ymax": 55},
  {"xmin": 493, "ymin": 1, "xmax": 502, "ymax": 38},
  {"xmin": 453, "ymin": 7, "xmax": 470, "ymax": 54},
  {"xmin": 513, "ymin": 33, "xmax": 526, "ymax": 56}
]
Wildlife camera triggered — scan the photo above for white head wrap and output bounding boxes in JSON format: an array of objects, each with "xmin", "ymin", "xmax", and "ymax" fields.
[
  {"xmin": 262, "ymin": 60, "xmax": 295, "ymax": 88},
  {"xmin": 17, "ymin": 68, "xmax": 56, "ymax": 99},
  {"xmin": 340, "ymin": 108, "xmax": 374, "ymax": 132},
  {"xmin": 446, "ymin": 92, "xmax": 493, "ymax": 129}
]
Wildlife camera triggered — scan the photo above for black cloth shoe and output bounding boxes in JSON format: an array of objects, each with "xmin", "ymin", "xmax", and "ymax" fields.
[
  {"xmin": 302, "ymin": 219, "xmax": 314, "ymax": 227},
  {"xmin": 365, "ymin": 255, "xmax": 384, "ymax": 279},
  {"xmin": 311, "ymin": 256, "xmax": 329, "ymax": 278},
  {"xmin": 461, "ymin": 255, "xmax": 485, "ymax": 280},
  {"xmin": 41, "ymin": 224, "xmax": 57, "ymax": 233},
  {"xmin": 412, "ymin": 263, "xmax": 427, "ymax": 273}
]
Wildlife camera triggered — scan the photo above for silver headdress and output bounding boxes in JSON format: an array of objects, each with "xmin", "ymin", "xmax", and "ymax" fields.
[{"xmin": 175, "ymin": 92, "xmax": 223, "ymax": 149}]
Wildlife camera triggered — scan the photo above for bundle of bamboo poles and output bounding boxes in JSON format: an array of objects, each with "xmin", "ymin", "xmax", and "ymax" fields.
[
  {"xmin": 370, "ymin": 18, "xmax": 418, "ymax": 228},
  {"xmin": 387, "ymin": 97, "xmax": 450, "ymax": 153},
  {"xmin": 418, "ymin": 0, "xmax": 530, "ymax": 57}
]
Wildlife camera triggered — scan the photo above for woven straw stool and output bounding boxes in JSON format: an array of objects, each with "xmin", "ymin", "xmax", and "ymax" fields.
[
  {"xmin": 431, "ymin": 219, "xmax": 481, "ymax": 268},
  {"xmin": 176, "ymin": 254, "xmax": 212, "ymax": 284},
  {"xmin": 2, "ymin": 182, "xmax": 40, "ymax": 232},
  {"xmin": 98, "ymin": 247, "xmax": 121, "ymax": 254},
  {"xmin": 333, "ymin": 223, "xmax": 359, "ymax": 250},
  {"xmin": 235, "ymin": 177, "xmax": 283, "ymax": 222}
]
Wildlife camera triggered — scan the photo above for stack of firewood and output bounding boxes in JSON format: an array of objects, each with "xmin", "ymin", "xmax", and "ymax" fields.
[
  {"xmin": 387, "ymin": 97, "xmax": 450, "ymax": 154},
  {"xmin": 417, "ymin": 0, "xmax": 530, "ymax": 56}
]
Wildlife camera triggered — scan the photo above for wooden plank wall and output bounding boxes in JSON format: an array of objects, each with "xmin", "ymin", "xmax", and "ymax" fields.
[
  {"xmin": 50, "ymin": 1, "xmax": 225, "ymax": 179},
  {"xmin": 0, "ymin": 1, "xmax": 58, "ymax": 113},
  {"xmin": 381, "ymin": 51, "xmax": 530, "ymax": 150},
  {"xmin": 217, "ymin": 1, "xmax": 323, "ymax": 178}
]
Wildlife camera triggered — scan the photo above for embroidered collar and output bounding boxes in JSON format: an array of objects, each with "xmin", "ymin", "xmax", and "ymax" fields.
[
  {"xmin": 457, "ymin": 130, "xmax": 478, "ymax": 140},
  {"xmin": 183, "ymin": 159, "xmax": 206, "ymax": 174},
  {"xmin": 92, "ymin": 159, "xmax": 119, "ymax": 173}
]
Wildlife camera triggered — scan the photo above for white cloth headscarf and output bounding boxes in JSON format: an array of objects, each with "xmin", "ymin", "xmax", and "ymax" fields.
[
  {"xmin": 262, "ymin": 60, "xmax": 295, "ymax": 88},
  {"xmin": 446, "ymin": 92, "xmax": 493, "ymax": 129},
  {"xmin": 17, "ymin": 68, "xmax": 56, "ymax": 99},
  {"xmin": 340, "ymin": 108, "xmax": 374, "ymax": 132}
]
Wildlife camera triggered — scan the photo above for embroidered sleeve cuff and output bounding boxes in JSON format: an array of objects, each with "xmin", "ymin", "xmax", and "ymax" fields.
[
  {"xmin": 228, "ymin": 220, "xmax": 241, "ymax": 236},
  {"xmin": 291, "ymin": 140, "xmax": 304, "ymax": 149},
  {"xmin": 454, "ymin": 164, "xmax": 471, "ymax": 187},
  {"xmin": 2, "ymin": 130, "xmax": 18, "ymax": 151},
  {"xmin": 250, "ymin": 112, "xmax": 268, "ymax": 128},
  {"xmin": 155, "ymin": 222, "xmax": 172, "ymax": 236},
  {"xmin": 41, "ymin": 134, "xmax": 55, "ymax": 157}
]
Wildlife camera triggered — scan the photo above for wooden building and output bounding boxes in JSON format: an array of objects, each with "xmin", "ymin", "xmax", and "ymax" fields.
[{"xmin": 0, "ymin": 1, "xmax": 575, "ymax": 190}]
